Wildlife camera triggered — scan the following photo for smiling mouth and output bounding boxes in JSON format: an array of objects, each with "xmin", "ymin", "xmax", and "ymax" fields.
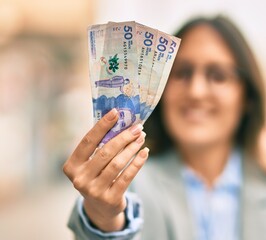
[{"xmin": 181, "ymin": 107, "xmax": 215, "ymax": 122}]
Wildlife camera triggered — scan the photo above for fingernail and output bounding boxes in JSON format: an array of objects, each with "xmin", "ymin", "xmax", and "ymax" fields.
[
  {"xmin": 106, "ymin": 108, "xmax": 118, "ymax": 121},
  {"xmin": 130, "ymin": 124, "xmax": 143, "ymax": 135},
  {"xmin": 135, "ymin": 132, "xmax": 146, "ymax": 144},
  {"xmin": 140, "ymin": 147, "xmax": 150, "ymax": 158}
]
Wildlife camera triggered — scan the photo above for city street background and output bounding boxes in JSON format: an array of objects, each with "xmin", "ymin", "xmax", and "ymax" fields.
[{"xmin": 0, "ymin": 0, "xmax": 265, "ymax": 239}]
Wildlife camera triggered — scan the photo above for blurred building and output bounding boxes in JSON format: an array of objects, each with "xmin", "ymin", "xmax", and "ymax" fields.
[
  {"xmin": 0, "ymin": 1, "xmax": 97, "ymax": 239},
  {"xmin": 0, "ymin": 1, "xmax": 265, "ymax": 239},
  {"xmin": 0, "ymin": 0, "xmax": 95, "ymax": 205}
]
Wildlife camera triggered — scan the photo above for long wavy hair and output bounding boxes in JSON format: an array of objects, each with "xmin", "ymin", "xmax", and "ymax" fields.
[{"xmin": 144, "ymin": 15, "xmax": 265, "ymax": 156}]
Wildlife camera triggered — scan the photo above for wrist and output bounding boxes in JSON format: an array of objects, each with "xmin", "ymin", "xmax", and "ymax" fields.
[
  {"xmin": 95, "ymin": 212, "xmax": 126, "ymax": 232},
  {"xmin": 83, "ymin": 201, "xmax": 126, "ymax": 232}
]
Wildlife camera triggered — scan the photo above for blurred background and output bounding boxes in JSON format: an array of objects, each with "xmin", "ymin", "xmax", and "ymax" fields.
[{"xmin": 0, "ymin": 0, "xmax": 265, "ymax": 239}]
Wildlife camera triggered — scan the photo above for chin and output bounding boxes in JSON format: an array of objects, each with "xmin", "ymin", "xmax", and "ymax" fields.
[{"xmin": 173, "ymin": 130, "xmax": 219, "ymax": 149}]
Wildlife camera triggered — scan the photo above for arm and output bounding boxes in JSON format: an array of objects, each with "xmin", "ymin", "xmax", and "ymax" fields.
[
  {"xmin": 63, "ymin": 109, "xmax": 148, "ymax": 238},
  {"xmin": 68, "ymin": 192, "xmax": 143, "ymax": 240}
]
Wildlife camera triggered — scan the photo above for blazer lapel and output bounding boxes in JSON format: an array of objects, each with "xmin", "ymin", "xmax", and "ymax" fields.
[
  {"xmin": 154, "ymin": 151, "xmax": 196, "ymax": 240},
  {"xmin": 241, "ymin": 156, "xmax": 266, "ymax": 240}
]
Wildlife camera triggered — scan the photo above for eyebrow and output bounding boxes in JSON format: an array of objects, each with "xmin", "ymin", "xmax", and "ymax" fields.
[{"xmin": 174, "ymin": 59, "xmax": 237, "ymax": 68}]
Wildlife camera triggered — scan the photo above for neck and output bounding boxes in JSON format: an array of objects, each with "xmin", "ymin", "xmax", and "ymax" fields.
[{"xmin": 178, "ymin": 142, "xmax": 233, "ymax": 188}]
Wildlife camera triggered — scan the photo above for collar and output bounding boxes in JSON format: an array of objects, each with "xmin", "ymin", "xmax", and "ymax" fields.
[{"xmin": 181, "ymin": 148, "xmax": 242, "ymax": 190}]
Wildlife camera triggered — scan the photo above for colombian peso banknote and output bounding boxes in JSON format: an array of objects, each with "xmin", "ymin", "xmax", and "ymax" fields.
[{"xmin": 87, "ymin": 21, "xmax": 181, "ymax": 145}]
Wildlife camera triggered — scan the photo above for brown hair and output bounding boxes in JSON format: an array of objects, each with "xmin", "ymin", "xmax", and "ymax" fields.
[{"xmin": 144, "ymin": 15, "xmax": 265, "ymax": 155}]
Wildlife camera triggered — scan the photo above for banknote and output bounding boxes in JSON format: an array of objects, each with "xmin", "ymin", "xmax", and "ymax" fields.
[
  {"xmin": 140, "ymin": 31, "xmax": 172, "ymax": 121},
  {"xmin": 135, "ymin": 23, "xmax": 158, "ymax": 122},
  {"xmin": 87, "ymin": 23, "xmax": 107, "ymax": 123},
  {"xmin": 149, "ymin": 36, "xmax": 181, "ymax": 114},
  {"xmin": 92, "ymin": 21, "xmax": 140, "ymax": 145},
  {"xmin": 87, "ymin": 21, "xmax": 181, "ymax": 145}
]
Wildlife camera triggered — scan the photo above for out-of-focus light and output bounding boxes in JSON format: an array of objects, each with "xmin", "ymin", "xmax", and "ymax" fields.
[
  {"xmin": 0, "ymin": 0, "xmax": 95, "ymax": 40},
  {"xmin": 22, "ymin": 0, "xmax": 94, "ymax": 36},
  {"xmin": 0, "ymin": 2, "xmax": 23, "ymax": 44}
]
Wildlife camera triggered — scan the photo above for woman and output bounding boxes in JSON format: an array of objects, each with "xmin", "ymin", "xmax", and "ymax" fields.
[{"xmin": 63, "ymin": 16, "xmax": 266, "ymax": 240}]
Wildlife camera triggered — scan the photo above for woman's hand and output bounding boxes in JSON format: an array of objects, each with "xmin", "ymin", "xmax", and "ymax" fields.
[{"xmin": 63, "ymin": 109, "xmax": 149, "ymax": 232}]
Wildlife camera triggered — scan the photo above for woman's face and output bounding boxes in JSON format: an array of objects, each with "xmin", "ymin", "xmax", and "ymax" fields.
[{"xmin": 162, "ymin": 24, "xmax": 246, "ymax": 149}]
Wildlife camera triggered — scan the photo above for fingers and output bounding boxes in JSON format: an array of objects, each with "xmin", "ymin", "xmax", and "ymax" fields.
[
  {"xmin": 64, "ymin": 113, "xmax": 144, "ymax": 185},
  {"xmin": 76, "ymin": 108, "xmax": 119, "ymax": 162},
  {"xmin": 93, "ymin": 132, "xmax": 146, "ymax": 191},
  {"xmin": 109, "ymin": 147, "xmax": 149, "ymax": 196},
  {"xmin": 88, "ymin": 124, "xmax": 144, "ymax": 178},
  {"xmin": 63, "ymin": 108, "xmax": 119, "ymax": 177}
]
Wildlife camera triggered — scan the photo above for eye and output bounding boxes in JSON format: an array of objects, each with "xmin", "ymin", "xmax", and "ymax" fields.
[
  {"xmin": 119, "ymin": 111, "xmax": 125, "ymax": 118},
  {"xmin": 207, "ymin": 67, "xmax": 228, "ymax": 83},
  {"xmin": 170, "ymin": 66, "xmax": 193, "ymax": 80},
  {"xmin": 121, "ymin": 122, "xmax": 126, "ymax": 128}
]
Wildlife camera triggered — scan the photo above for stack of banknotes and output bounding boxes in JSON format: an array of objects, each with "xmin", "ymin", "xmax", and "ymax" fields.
[{"xmin": 88, "ymin": 21, "xmax": 181, "ymax": 145}]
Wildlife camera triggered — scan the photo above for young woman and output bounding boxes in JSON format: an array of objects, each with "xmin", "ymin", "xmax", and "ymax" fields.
[{"xmin": 63, "ymin": 16, "xmax": 266, "ymax": 240}]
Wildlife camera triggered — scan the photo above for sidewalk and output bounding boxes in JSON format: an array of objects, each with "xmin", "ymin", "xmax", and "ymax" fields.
[{"xmin": 0, "ymin": 181, "xmax": 78, "ymax": 240}]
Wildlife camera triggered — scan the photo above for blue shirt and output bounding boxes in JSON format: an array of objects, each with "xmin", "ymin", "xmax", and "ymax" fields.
[
  {"xmin": 77, "ymin": 149, "xmax": 242, "ymax": 240},
  {"xmin": 182, "ymin": 149, "xmax": 242, "ymax": 240}
]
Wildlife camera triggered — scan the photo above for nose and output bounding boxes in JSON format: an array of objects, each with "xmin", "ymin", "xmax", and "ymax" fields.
[{"xmin": 186, "ymin": 71, "xmax": 211, "ymax": 99}]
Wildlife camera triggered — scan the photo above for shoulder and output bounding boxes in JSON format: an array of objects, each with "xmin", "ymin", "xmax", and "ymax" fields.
[
  {"xmin": 242, "ymin": 153, "xmax": 266, "ymax": 200},
  {"xmin": 242, "ymin": 154, "xmax": 266, "ymax": 238},
  {"xmin": 131, "ymin": 150, "xmax": 184, "ymax": 193},
  {"xmin": 138, "ymin": 150, "xmax": 181, "ymax": 179},
  {"xmin": 243, "ymin": 154, "xmax": 266, "ymax": 183}
]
